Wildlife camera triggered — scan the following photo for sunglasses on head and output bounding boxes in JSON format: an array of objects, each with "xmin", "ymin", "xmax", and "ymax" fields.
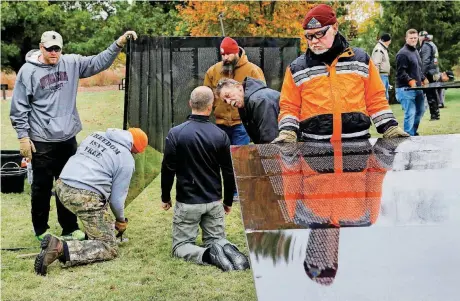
[
  {"xmin": 44, "ymin": 46, "xmax": 61, "ymax": 53},
  {"xmin": 304, "ymin": 26, "xmax": 331, "ymax": 41}
]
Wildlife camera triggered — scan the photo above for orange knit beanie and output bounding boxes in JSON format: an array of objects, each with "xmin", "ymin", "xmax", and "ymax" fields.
[{"xmin": 128, "ymin": 128, "xmax": 148, "ymax": 153}]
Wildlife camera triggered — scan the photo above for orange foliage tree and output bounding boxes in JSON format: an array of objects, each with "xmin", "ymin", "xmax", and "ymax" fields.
[{"xmin": 177, "ymin": 1, "xmax": 352, "ymax": 51}]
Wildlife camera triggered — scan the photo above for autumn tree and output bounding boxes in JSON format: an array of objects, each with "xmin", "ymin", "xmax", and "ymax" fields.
[
  {"xmin": 177, "ymin": 1, "xmax": 353, "ymax": 51},
  {"xmin": 347, "ymin": 1, "xmax": 382, "ymax": 53}
]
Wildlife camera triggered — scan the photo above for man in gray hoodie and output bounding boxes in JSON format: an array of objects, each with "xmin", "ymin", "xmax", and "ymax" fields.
[
  {"xmin": 34, "ymin": 128, "xmax": 148, "ymax": 276},
  {"xmin": 10, "ymin": 30, "xmax": 137, "ymax": 241}
]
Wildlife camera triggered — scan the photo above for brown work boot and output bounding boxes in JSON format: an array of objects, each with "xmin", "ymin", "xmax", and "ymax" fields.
[{"xmin": 34, "ymin": 234, "xmax": 64, "ymax": 276}]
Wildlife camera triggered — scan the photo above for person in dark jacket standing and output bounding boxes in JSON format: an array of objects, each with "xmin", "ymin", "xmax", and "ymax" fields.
[
  {"xmin": 161, "ymin": 86, "xmax": 249, "ymax": 272},
  {"xmin": 215, "ymin": 77, "xmax": 280, "ymax": 144},
  {"xmin": 10, "ymin": 30, "xmax": 138, "ymax": 241},
  {"xmin": 395, "ymin": 28, "xmax": 429, "ymax": 136},
  {"xmin": 419, "ymin": 31, "xmax": 440, "ymax": 120}
]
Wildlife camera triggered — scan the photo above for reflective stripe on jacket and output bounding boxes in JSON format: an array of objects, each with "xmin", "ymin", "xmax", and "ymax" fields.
[
  {"xmin": 277, "ymin": 140, "xmax": 393, "ymax": 227},
  {"xmin": 279, "ymin": 35, "xmax": 397, "ymax": 141}
]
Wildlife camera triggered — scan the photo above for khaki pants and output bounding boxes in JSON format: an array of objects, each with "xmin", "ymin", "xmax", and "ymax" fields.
[
  {"xmin": 172, "ymin": 201, "xmax": 230, "ymax": 264},
  {"xmin": 55, "ymin": 180, "xmax": 117, "ymax": 266}
]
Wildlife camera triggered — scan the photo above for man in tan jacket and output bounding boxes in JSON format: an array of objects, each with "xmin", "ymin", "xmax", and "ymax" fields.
[
  {"xmin": 371, "ymin": 33, "xmax": 392, "ymax": 100},
  {"xmin": 204, "ymin": 37, "xmax": 265, "ymax": 145}
]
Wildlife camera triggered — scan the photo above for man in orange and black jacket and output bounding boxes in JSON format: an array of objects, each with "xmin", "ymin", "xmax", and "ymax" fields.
[{"xmin": 273, "ymin": 4, "xmax": 408, "ymax": 143}]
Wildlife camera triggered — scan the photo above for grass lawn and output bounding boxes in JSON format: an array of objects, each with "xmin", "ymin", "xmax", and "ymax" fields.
[
  {"xmin": 369, "ymin": 88, "xmax": 460, "ymax": 136},
  {"xmin": 1, "ymin": 88, "xmax": 459, "ymax": 301},
  {"xmin": 1, "ymin": 90, "xmax": 254, "ymax": 301}
]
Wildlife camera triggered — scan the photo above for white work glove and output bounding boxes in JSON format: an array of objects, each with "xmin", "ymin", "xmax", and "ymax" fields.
[
  {"xmin": 117, "ymin": 31, "xmax": 138, "ymax": 48},
  {"xmin": 19, "ymin": 137, "xmax": 36, "ymax": 160},
  {"xmin": 433, "ymin": 73, "xmax": 440, "ymax": 82},
  {"xmin": 383, "ymin": 126, "xmax": 410, "ymax": 138}
]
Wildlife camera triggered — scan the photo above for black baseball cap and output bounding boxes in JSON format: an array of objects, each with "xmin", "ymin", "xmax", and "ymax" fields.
[{"xmin": 380, "ymin": 33, "xmax": 391, "ymax": 42}]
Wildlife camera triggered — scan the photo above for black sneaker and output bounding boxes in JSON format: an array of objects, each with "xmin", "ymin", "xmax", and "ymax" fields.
[
  {"xmin": 223, "ymin": 244, "xmax": 250, "ymax": 270},
  {"xmin": 209, "ymin": 244, "xmax": 234, "ymax": 272},
  {"xmin": 34, "ymin": 234, "xmax": 64, "ymax": 276}
]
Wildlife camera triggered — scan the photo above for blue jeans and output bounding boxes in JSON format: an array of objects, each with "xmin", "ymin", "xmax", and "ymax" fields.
[
  {"xmin": 216, "ymin": 123, "xmax": 250, "ymax": 145},
  {"xmin": 217, "ymin": 123, "xmax": 248, "ymax": 198},
  {"xmin": 380, "ymin": 74, "xmax": 389, "ymax": 100},
  {"xmin": 396, "ymin": 88, "xmax": 425, "ymax": 136}
]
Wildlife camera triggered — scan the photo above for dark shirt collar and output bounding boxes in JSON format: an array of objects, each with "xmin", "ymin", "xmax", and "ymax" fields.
[
  {"xmin": 188, "ymin": 114, "xmax": 210, "ymax": 122},
  {"xmin": 405, "ymin": 44, "xmax": 417, "ymax": 51},
  {"xmin": 307, "ymin": 33, "xmax": 348, "ymax": 65}
]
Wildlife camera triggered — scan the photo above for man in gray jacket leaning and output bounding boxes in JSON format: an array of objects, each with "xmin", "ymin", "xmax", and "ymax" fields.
[
  {"xmin": 34, "ymin": 128, "xmax": 148, "ymax": 276},
  {"xmin": 215, "ymin": 77, "xmax": 280, "ymax": 144},
  {"xmin": 10, "ymin": 30, "xmax": 137, "ymax": 241},
  {"xmin": 371, "ymin": 33, "xmax": 392, "ymax": 100}
]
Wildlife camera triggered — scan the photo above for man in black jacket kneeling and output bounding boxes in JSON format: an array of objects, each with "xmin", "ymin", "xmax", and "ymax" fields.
[
  {"xmin": 161, "ymin": 86, "xmax": 249, "ymax": 272},
  {"xmin": 216, "ymin": 77, "xmax": 280, "ymax": 144}
]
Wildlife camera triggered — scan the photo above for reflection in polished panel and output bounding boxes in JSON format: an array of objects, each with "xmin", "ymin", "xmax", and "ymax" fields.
[
  {"xmin": 304, "ymin": 228, "xmax": 339, "ymax": 286},
  {"xmin": 232, "ymin": 135, "xmax": 460, "ymax": 301},
  {"xmin": 248, "ymin": 229, "xmax": 340, "ymax": 286}
]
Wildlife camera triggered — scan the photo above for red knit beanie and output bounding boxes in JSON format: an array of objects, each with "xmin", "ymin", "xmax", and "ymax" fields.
[
  {"xmin": 220, "ymin": 37, "xmax": 239, "ymax": 55},
  {"xmin": 302, "ymin": 4, "xmax": 337, "ymax": 30}
]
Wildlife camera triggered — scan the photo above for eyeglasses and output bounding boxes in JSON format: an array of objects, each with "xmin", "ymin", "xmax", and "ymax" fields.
[
  {"xmin": 44, "ymin": 46, "xmax": 62, "ymax": 53},
  {"xmin": 304, "ymin": 26, "xmax": 331, "ymax": 41}
]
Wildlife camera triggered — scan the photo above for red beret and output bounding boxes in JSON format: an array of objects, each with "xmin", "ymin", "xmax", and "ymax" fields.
[
  {"xmin": 302, "ymin": 4, "xmax": 337, "ymax": 30},
  {"xmin": 220, "ymin": 37, "xmax": 239, "ymax": 55}
]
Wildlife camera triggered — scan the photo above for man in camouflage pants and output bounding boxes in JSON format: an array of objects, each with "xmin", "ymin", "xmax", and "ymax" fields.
[{"xmin": 34, "ymin": 128, "xmax": 148, "ymax": 275}]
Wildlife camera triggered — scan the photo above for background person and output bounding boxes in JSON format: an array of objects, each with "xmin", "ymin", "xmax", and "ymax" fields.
[
  {"xmin": 10, "ymin": 30, "xmax": 137, "ymax": 241},
  {"xmin": 419, "ymin": 31, "xmax": 441, "ymax": 120},
  {"xmin": 371, "ymin": 33, "xmax": 392, "ymax": 100},
  {"xmin": 396, "ymin": 29, "xmax": 428, "ymax": 136}
]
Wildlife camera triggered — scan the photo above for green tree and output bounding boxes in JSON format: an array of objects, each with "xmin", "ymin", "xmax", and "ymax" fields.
[
  {"xmin": 1, "ymin": 1, "xmax": 72, "ymax": 73},
  {"xmin": 377, "ymin": 0, "xmax": 460, "ymax": 70},
  {"xmin": 63, "ymin": 1, "xmax": 185, "ymax": 55},
  {"xmin": 346, "ymin": 1, "xmax": 381, "ymax": 53},
  {"xmin": 1, "ymin": 1, "xmax": 185, "ymax": 73}
]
